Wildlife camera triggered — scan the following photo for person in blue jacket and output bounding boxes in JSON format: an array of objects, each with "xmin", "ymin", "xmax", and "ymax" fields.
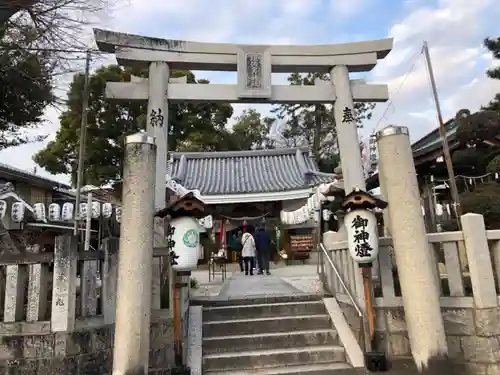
[{"xmin": 254, "ymin": 224, "xmax": 271, "ymax": 275}]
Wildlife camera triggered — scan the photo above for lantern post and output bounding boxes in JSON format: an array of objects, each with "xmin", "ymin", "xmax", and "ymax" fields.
[
  {"xmin": 155, "ymin": 192, "xmax": 211, "ymax": 375},
  {"xmin": 340, "ymin": 188, "xmax": 388, "ymax": 371}
]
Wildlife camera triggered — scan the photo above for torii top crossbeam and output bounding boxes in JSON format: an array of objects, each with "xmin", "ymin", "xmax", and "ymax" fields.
[
  {"xmin": 94, "ymin": 28, "xmax": 393, "ymax": 74},
  {"xmin": 93, "ymin": 29, "xmax": 393, "ymax": 104}
]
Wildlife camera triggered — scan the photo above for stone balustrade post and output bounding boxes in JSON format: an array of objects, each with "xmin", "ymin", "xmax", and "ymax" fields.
[
  {"xmin": 3, "ymin": 264, "xmax": 27, "ymax": 322},
  {"xmin": 26, "ymin": 245, "xmax": 49, "ymax": 322},
  {"xmin": 102, "ymin": 237, "xmax": 119, "ymax": 324},
  {"xmin": 460, "ymin": 213, "xmax": 498, "ymax": 308},
  {"xmin": 51, "ymin": 234, "xmax": 78, "ymax": 331}
]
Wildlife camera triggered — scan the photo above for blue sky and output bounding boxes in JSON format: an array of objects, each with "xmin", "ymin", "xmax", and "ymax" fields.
[{"xmin": 1, "ymin": 0, "xmax": 499, "ymax": 184}]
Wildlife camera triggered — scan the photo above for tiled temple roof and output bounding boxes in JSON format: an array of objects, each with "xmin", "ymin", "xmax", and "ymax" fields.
[{"xmin": 170, "ymin": 147, "xmax": 336, "ymax": 196}]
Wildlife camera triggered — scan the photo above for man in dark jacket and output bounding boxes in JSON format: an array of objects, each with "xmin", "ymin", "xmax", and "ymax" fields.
[{"xmin": 254, "ymin": 225, "xmax": 271, "ymax": 275}]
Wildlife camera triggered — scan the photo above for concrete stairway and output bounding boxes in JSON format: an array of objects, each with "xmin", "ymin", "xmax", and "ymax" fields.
[{"xmin": 201, "ymin": 294, "xmax": 352, "ymax": 374}]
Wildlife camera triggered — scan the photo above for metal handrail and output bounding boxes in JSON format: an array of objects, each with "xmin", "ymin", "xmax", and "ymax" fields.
[{"xmin": 319, "ymin": 243, "xmax": 363, "ymax": 318}]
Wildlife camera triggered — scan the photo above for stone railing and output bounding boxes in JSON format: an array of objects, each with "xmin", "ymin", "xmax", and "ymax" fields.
[
  {"xmin": 0, "ymin": 235, "xmax": 188, "ymax": 374},
  {"xmin": 321, "ymin": 213, "xmax": 500, "ymax": 373}
]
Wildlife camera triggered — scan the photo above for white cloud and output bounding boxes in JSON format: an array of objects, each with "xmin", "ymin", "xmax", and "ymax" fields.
[
  {"xmin": 327, "ymin": 0, "xmax": 369, "ymax": 16},
  {"xmin": 1, "ymin": 0, "xmax": 499, "ymax": 183},
  {"xmin": 365, "ymin": 0, "xmax": 500, "ymax": 142}
]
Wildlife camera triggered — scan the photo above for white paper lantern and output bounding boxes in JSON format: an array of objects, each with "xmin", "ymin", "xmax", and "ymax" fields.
[
  {"xmin": 115, "ymin": 207, "xmax": 122, "ymax": 223},
  {"xmin": 33, "ymin": 203, "xmax": 46, "ymax": 221},
  {"xmin": 61, "ymin": 202, "xmax": 74, "ymax": 221},
  {"xmin": 91, "ymin": 202, "xmax": 101, "ymax": 219},
  {"xmin": 344, "ymin": 209, "xmax": 379, "ymax": 264},
  {"xmin": 48, "ymin": 203, "xmax": 61, "ymax": 221},
  {"xmin": 322, "ymin": 209, "xmax": 331, "ymax": 221},
  {"xmin": 79, "ymin": 203, "xmax": 88, "ymax": 219},
  {"xmin": 102, "ymin": 203, "xmax": 113, "ymax": 219},
  {"xmin": 11, "ymin": 202, "xmax": 25, "ymax": 222},
  {"xmin": 0, "ymin": 200, "xmax": 7, "ymax": 219},
  {"xmin": 170, "ymin": 216, "xmax": 201, "ymax": 271}
]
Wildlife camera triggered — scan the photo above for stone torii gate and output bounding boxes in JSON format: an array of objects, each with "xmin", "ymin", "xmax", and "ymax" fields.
[
  {"xmin": 94, "ymin": 28, "xmax": 392, "ymax": 199},
  {"xmin": 93, "ymin": 28, "xmax": 393, "ymax": 374}
]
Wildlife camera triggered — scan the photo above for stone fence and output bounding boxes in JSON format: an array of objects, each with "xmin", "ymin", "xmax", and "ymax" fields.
[
  {"xmin": 321, "ymin": 213, "xmax": 500, "ymax": 375},
  {"xmin": 0, "ymin": 235, "xmax": 189, "ymax": 374}
]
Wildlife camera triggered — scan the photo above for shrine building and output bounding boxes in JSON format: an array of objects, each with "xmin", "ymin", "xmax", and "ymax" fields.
[{"xmin": 167, "ymin": 147, "xmax": 338, "ymax": 262}]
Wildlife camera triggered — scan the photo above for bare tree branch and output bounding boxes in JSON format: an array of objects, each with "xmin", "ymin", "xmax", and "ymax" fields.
[{"xmin": 0, "ymin": 0, "xmax": 118, "ymax": 149}]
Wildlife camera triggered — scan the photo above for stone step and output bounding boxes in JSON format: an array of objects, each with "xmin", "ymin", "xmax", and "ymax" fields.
[
  {"xmin": 205, "ymin": 362, "xmax": 353, "ymax": 375},
  {"xmin": 203, "ymin": 345, "xmax": 346, "ymax": 372},
  {"xmin": 203, "ymin": 329, "xmax": 338, "ymax": 355},
  {"xmin": 192, "ymin": 293, "xmax": 321, "ymax": 307},
  {"xmin": 203, "ymin": 314, "xmax": 332, "ymax": 338},
  {"xmin": 203, "ymin": 300, "xmax": 326, "ymax": 322}
]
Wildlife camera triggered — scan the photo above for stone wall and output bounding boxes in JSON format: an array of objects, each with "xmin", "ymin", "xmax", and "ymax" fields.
[
  {"xmin": 0, "ymin": 318, "xmax": 174, "ymax": 375},
  {"xmin": 339, "ymin": 302, "xmax": 500, "ymax": 375}
]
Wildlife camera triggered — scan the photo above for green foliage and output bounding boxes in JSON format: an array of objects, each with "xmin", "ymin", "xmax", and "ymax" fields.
[
  {"xmin": 33, "ymin": 65, "xmax": 233, "ymax": 186},
  {"xmin": 190, "ymin": 278, "xmax": 199, "ymax": 289},
  {"xmin": 484, "ymin": 38, "xmax": 500, "ymax": 111},
  {"xmin": 0, "ymin": 24, "xmax": 54, "ymax": 149},
  {"xmin": 455, "ymin": 109, "xmax": 500, "ymax": 146},
  {"xmin": 230, "ymin": 109, "xmax": 275, "ymax": 150},
  {"xmin": 452, "ymin": 146, "xmax": 500, "ymax": 175},
  {"xmin": 485, "ymin": 37, "xmax": 500, "ymax": 80},
  {"xmin": 460, "ymin": 182, "xmax": 500, "ymax": 229},
  {"xmin": 178, "ymin": 108, "xmax": 275, "ymax": 152},
  {"xmin": 271, "ymin": 72, "xmax": 375, "ymax": 164},
  {"xmin": 487, "ymin": 155, "xmax": 500, "ymax": 174}
]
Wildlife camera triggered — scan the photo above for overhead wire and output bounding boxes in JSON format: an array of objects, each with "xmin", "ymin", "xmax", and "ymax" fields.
[{"xmin": 371, "ymin": 45, "xmax": 424, "ymax": 134}]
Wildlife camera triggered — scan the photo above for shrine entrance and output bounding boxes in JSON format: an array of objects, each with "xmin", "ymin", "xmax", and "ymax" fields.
[
  {"xmin": 94, "ymin": 29, "xmax": 393, "ymax": 206},
  {"xmin": 95, "ymin": 30, "xmax": 395, "ymax": 374},
  {"xmin": 94, "ymin": 29, "xmax": 393, "ymax": 267}
]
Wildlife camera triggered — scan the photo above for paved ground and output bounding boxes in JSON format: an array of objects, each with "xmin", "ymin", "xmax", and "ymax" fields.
[
  {"xmin": 190, "ymin": 263, "xmax": 325, "ymax": 299},
  {"xmin": 218, "ymin": 273, "xmax": 305, "ymax": 298}
]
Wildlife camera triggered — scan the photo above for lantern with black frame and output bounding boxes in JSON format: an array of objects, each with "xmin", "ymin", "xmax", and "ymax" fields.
[
  {"xmin": 156, "ymin": 192, "xmax": 211, "ymax": 375},
  {"xmin": 341, "ymin": 187, "xmax": 388, "ymax": 372}
]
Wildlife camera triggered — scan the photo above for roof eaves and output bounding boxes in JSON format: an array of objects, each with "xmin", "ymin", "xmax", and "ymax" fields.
[
  {"xmin": 0, "ymin": 163, "xmax": 71, "ymax": 190},
  {"xmin": 171, "ymin": 147, "xmax": 311, "ymax": 160}
]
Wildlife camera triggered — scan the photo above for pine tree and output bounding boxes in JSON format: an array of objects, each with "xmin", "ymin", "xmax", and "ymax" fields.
[{"xmin": 482, "ymin": 37, "xmax": 500, "ymax": 111}]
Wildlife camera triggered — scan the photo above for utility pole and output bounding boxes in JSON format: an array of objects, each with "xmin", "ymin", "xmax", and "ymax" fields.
[
  {"xmin": 422, "ymin": 41, "xmax": 462, "ymax": 228},
  {"xmin": 74, "ymin": 50, "xmax": 91, "ymax": 235}
]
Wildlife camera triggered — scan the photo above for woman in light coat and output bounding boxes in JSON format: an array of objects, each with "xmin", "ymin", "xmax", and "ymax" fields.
[{"xmin": 241, "ymin": 229, "xmax": 256, "ymax": 276}]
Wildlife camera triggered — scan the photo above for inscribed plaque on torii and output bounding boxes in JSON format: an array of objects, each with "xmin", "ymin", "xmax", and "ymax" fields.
[{"xmin": 236, "ymin": 46, "xmax": 271, "ymax": 99}]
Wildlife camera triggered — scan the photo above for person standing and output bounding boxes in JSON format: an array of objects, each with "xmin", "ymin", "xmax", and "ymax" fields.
[
  {"xmin": 241, "ymin": 229, "xmax": 256, "ymax": 276},
  {"xmin": 254, "ymin": 225, "xmax": 271, "ymax": 275},
  {"xmin": 229, "ymin": 232, "xmax": 244, "ymax": 272}
]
